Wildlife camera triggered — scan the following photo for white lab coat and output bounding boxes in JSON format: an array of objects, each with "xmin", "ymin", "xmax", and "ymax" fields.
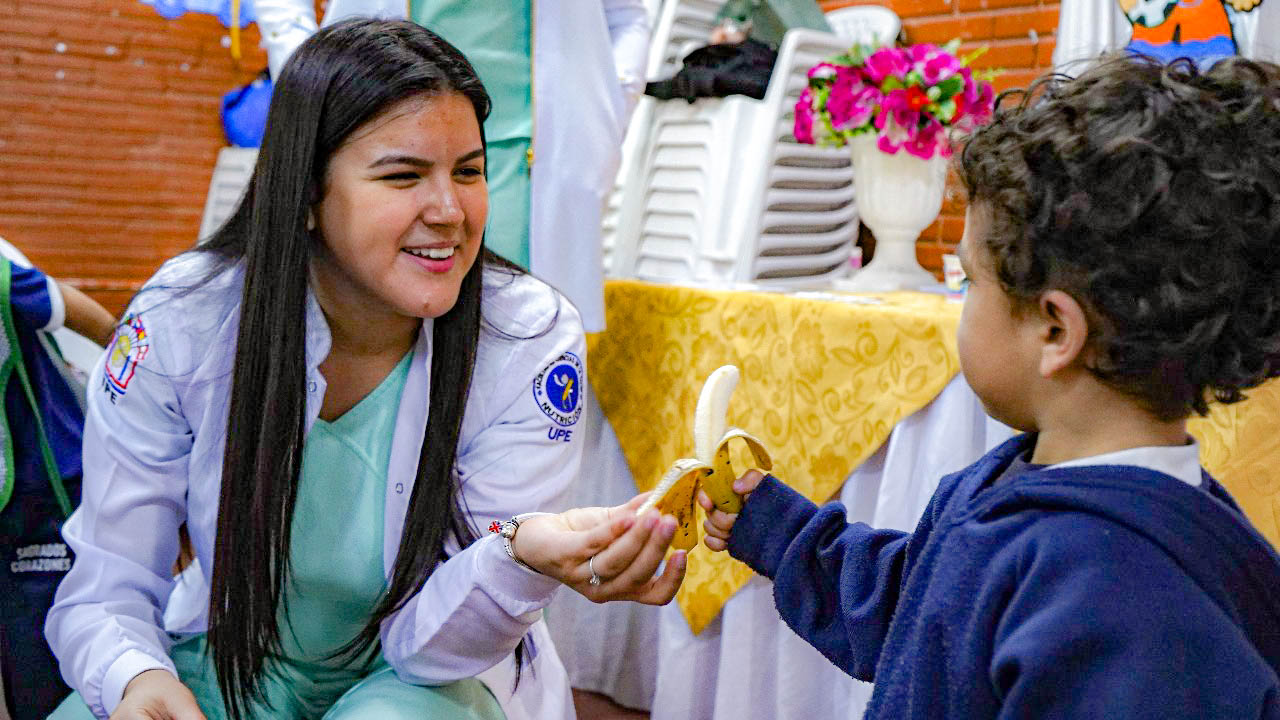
[
  {"xmin": 46, "ymin": 252, "xmax": 587, "ymax": 720},
  {"xmin": 254, "ymin": 0, "xmax": 651, "ymax": 331}
]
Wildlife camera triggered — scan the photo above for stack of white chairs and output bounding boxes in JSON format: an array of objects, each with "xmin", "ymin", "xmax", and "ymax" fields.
[
  {"xmin": 607, "ymin": 1, "xmax": 862, "ymax": 286},
  {"xmin": 197, "ymin": 147, "xmax": 258, "ymax": 241},
  {"xmin": 601, "ymin": 0, "xmax": 719, "ymax": 275}
]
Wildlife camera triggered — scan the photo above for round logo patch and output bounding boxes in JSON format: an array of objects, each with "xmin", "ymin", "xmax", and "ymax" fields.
[
  {"xmin": 533, "ymin": 352, "xmax": 583, "ymax": 427},
  {"xmin": 104, "ymin": 313, "xmax": 150, "ymax": 396}
]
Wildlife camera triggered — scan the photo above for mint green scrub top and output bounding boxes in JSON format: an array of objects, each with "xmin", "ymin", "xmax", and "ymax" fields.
[
  {"xmin": 50, "ymin": 351, "xmax": 505, "ymax": 720},
  {"xmin": 411, "ymin": 0, "xmax": 533, "ymax": 269}
]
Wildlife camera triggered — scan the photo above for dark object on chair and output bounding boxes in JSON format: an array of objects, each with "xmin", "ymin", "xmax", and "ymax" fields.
[{"xmin": 645, "ymin": 39, "xmax": 778, "ymax": 102}]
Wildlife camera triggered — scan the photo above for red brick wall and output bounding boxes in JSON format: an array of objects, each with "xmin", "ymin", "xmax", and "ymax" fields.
[
  {"xmin": 0, "ymin": 0, "xmax": 277, "ymax": 316},
  {"xmin": 1, "ymin": 1, "xmax": 1059, "ymax": 315},
  {"xmin": 822, "ymin": 0, "xmax": 1061, "ymax": 275}
]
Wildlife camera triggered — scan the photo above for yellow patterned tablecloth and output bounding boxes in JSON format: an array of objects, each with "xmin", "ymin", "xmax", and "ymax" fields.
[{"xmin": 587, "ymin": 279, "xmax": 1280, "ymax": 634}]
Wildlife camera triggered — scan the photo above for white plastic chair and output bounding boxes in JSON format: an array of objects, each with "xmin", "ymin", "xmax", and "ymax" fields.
[
  {"xmin": 197, "ymin": 147, "xmax": 258, "ymax": 242},
  {"xmin": 603, "ymin": 0, "xmax": 722, "ymax": 276},
  {"xmin": 601, "ymin": 96, "xmax": 653, "ymax": 276},
  {"xmin": 823, "ymin": 5, "xmax": 901, "ymax": 46},
  {"xmin": 650, "ymin": 0, "xmax": 723, "ymax": 76},
  {"xmin": 601, "ymin": 0, "xmax": 671, "ymax": 275},
  {"xmin": 610, "ymin": 15, "xmax": 859, "ymax": 287},
  {"xmin": 750, "ymin": 30, "xmax": 861, "ymax": 283}
]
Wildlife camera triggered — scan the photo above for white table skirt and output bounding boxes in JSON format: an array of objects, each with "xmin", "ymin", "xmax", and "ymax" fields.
[{"xmin": 545, "ymin": 375, "xmax": 1013, "ymax": 718}]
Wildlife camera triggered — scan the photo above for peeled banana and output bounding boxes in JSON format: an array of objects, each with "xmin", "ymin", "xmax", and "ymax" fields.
[{"xmin": 639, "ymin": 365, "xmax": 773, "ymax": 550}]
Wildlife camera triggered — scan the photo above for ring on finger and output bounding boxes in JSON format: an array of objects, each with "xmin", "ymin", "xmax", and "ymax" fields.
[{"xmin": 588, "ymin": 555, "xmax": 603, "ymax": 586}]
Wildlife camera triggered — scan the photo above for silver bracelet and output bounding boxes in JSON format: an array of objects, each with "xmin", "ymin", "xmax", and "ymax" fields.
[{"xmin": 488, "ymin": 512, "xmax": 553, "ymax": 573}]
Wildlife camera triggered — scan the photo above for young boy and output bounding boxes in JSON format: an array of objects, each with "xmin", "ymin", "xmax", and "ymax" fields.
[
  {"xmin": 0, "ymin": 237, "xmax": 114, "ymax": 719},
  {"xmin": 699, "ymin": 56, "xmax": 1280, "ymax": 718}
]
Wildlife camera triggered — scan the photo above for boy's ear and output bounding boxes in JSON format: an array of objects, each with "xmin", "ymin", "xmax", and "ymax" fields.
[{"xmin": 1037, "ymin": 290, "xmax": 1089, "ymax": 377}]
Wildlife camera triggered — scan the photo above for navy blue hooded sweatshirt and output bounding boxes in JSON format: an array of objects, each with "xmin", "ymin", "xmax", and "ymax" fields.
[{"xmin": 728, "ymin": 434, "xmax": 1280, "ymax": 719}]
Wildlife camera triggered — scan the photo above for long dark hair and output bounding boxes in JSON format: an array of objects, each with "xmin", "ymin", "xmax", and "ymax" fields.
[{"xmin": 200, "ymin": 19, "xmax": 494, "ymax": 718}]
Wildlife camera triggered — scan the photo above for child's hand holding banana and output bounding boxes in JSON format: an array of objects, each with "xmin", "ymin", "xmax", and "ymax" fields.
[
  {"xmin": 638, "ymin": 365, "xmax": 773, "ymax": 551},
  {"xmin": 697, "ymin": 469, "xmax": 766, "ymax": 552}
]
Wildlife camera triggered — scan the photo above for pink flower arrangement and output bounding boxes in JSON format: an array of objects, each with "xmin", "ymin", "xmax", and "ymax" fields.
[{"xmin": 795, "ymin": 42, "xmax": 996, "ymax": 160}]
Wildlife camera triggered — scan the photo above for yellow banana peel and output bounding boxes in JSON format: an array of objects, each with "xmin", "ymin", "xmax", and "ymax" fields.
[{"xmin": 639, "ymin": 365, "xmax": 773, "ymax": 549}]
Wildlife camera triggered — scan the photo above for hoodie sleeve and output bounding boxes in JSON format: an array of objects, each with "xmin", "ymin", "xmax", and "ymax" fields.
[
  {"xmin": 989, "ymin": 515, "xmax": 1280, "ymax": 719},
  {"xmin": 728, "ymin": 475, "xmax": 916, "ymax": 681}
]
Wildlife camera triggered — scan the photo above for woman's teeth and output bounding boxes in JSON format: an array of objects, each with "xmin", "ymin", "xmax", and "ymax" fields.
[{"xmin": 404, "ymin": 247, "xmax": 455, "ymax": 260}]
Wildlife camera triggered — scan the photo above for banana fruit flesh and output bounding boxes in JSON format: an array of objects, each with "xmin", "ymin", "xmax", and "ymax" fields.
[{"xmin": 639, "ymin": 365, "xmax": 773, "ymax": 550}]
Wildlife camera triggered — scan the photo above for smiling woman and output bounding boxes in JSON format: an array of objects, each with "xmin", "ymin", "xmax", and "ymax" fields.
[
  {"xmin": 309, "ymin": 92, "xmax": 490, "ymax": 421},
  {"xmin": 311, "ymin": 93, "xmax": 487, "ymax": 327},
  {"xmin": 43, "ymin": 19, "xmax": 685, "ymax": 720}
]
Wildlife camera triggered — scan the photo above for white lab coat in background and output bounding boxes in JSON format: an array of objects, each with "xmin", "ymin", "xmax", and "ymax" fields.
[
  {"xmin": 45, "ymin": 252, "xmax": 587, "ymax": 720},
  {"xmin": 254, "ymin": 0, "xmax": 651, "ymax": 331}
]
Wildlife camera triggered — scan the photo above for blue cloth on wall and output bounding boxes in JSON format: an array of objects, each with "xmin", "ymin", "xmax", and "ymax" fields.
[
  {"xmin": 140, "ymin": 0, "xmax": 256, "ymax": 27},
  {"xmin": 1127, "ymin": 36, "xmax": 1239, "ymax": 68},
  {"xmin": 220, "ymin": 71, "xmax": 272, "ymax": 147}
]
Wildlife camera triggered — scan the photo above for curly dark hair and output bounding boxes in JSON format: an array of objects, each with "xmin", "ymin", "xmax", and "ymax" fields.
[{"xmin": 957, "ymin": 54, "xmax": 1280, "ymax": 420}]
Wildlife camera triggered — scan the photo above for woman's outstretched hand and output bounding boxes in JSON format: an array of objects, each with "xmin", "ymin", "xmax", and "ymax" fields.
[
  {"xmin": 110, "ymin": 669, "xmax": 206, "ymax": 720},
  {"xmin": 512, "ymin": 493, "xmax": 687, "ymax": 605}
]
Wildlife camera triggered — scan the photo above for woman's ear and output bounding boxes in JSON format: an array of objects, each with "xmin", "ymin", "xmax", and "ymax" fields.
[{"xmin": 1037, "ymin": 290, "xmax": 1089, "ymax": 377}]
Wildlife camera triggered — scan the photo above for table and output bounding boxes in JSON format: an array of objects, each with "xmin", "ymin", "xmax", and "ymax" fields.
[
  {"xmin": 545, "ymin": 279, "xmax": 1280, "ymax": 719},
  {"xmin": 580, "ymin": 281, "xmax": 970, "ymax": 633}
]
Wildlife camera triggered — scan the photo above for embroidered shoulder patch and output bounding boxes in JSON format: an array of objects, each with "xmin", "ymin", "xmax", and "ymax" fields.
[
  {"xmin": 532, "ymin": 352, "xmax": 583, "ymax": 427},
  {"xmin": 104, "ymin": 313, "xmax": 150, "ymax": 396}
]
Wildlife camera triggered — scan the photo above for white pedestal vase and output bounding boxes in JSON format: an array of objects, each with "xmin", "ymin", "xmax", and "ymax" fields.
[{"xmin": 836, "ymin": 134, "xmax": 947, "ymax": 293}]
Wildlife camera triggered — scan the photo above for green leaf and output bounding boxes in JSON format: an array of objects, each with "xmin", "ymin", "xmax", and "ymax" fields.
[
  {"xmin": 814, "ymin": 85, "xmax": 831, "ymax": 111},
  {"xmin": 881, "ymin": 76, "xmax": 904, "ymax": 92},
  {"xmin": 960, "ymin": 46, "xmax": 989, "ymax": 67},
  {"xmin": 817, "ymin": 113, "xmax": 846, "ymax": 147},
  {"xmin": 938, "ymin": 74, "xmax": 965, "ymax": 98},
  {"xmin": 975, "ymin": 68, "xmax": 1002, "ymax": 83},
  {"xmin": 937, "ymin": 98, "xmax": 957, "ymax": 122}
]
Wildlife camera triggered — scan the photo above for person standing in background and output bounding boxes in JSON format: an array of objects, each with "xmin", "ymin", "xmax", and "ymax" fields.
[
  {"xmin": 0, "ymin": 237, "xmax": 114, "ymax": 720},
  {"xmin": 255, "ymin": 0, "xmax": 650, "ymax": 332}
]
